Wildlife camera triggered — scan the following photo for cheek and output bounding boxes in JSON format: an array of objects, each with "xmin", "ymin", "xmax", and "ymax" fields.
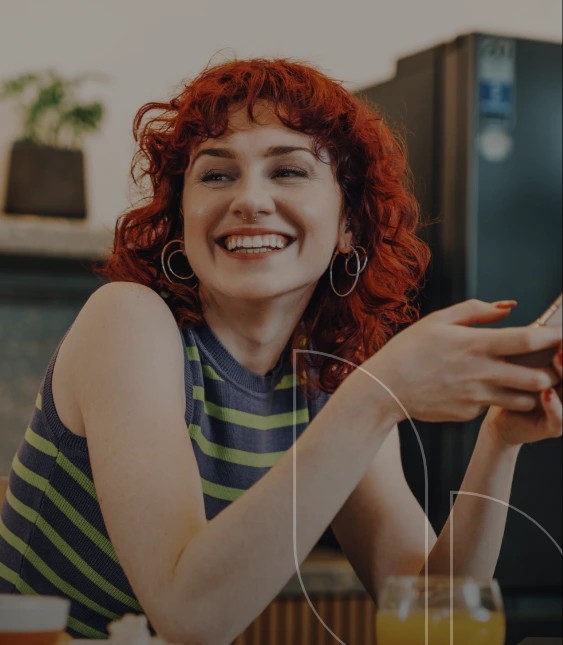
[
  {"xmin": 182, "ymin": 197, "xmax": 221, "ymax": 245},
  {"xmin": 299, "ymin": 220, "xmax": 340, "ymax": 271},
  {"xmin": 302, "ymin": 202, "xmax": 342, "ymax": 244},
  {"xmin": 183, "ymin": 217, "xmax": 211, "ymax": 266}
]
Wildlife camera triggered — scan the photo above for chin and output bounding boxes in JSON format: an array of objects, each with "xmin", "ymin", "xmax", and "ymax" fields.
[{"xmin": 216, "ymin": 278, "xmax": 316, "ymax": 304}]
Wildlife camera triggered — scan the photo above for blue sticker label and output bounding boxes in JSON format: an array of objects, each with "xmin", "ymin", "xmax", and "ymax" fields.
[
  {"xmin": 479, "ymin": 81, "xmax": 513, "ymax": 119},
  {"xmin": 477, "ymin": 37, "xmax": 516, "ymax": 125}
]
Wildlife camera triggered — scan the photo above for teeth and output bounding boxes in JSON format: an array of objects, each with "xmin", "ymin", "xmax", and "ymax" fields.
[
  {"xmin": 224, "ymin": 234, "xmax": 289, "ymax": 251},
  {"xmin": 232, "ymin": 247, "xmax": 271, "ymax": 254}
]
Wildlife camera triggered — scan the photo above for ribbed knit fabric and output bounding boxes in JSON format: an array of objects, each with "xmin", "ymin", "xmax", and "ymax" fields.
[{"xmin": 0, "ymin": 322, "xmax": 328, "ymax": 638}]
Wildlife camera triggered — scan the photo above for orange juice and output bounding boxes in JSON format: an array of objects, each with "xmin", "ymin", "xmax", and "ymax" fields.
[{"xmin": 376, "ymin": 608, "xmax": 505, "ymax": 645}]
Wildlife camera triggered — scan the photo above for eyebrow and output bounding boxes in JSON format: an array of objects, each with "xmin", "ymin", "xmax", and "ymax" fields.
[{"xmin": 190, "ymin": 145, "xmax": 316, "ymax": 165}]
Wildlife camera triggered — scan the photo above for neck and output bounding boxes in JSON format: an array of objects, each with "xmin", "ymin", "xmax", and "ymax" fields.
[{"xmin": 200, "ymin": 291, "xmax": 312, "ymax": 376}]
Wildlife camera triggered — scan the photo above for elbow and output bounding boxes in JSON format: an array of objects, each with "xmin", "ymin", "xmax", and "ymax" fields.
[
  {"xmin": 147, "ymin": 601, "xmax": 235, "ymax": 645},
  {"xmin": 150, "ymin": 620, "xmax": 212, "ymax": 645}
]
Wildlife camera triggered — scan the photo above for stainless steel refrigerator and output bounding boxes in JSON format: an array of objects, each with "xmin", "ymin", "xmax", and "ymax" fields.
[{"xmin": 357, "ymin": 33, "xmax": 562, "ymax": 643}]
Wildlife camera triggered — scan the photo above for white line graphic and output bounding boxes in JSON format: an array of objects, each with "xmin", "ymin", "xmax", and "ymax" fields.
[
  {"xmin": 289, "ymin": 349, "xmax": 562, "ymax": 645},
  {"xmin": 448, "ymin": 491, "xmax": 563, "ymax": 644},
  {"xmin": 291, "ymin": 349, "xmax": 430, "ymax": 644}
]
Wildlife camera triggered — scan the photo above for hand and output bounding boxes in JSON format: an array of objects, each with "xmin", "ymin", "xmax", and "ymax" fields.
[
  {"xmin": 361, "ymin": 299, "xmax": 562, "ymax": 424},
  {"xmin": 482, "ymin": 344, "xmax": 563, "ymax": 446}
]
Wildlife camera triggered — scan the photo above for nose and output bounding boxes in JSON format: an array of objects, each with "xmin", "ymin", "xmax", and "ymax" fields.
[{"xmin": 228, "ymin": 175, "xmax": 275, "ymax": 222}]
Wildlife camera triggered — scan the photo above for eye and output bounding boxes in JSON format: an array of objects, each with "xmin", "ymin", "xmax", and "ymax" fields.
[
  {"xmin": 199, "ymin": 170, "xmax": 234, "ymax": 183},
  {"xmin": 272, "ymin": 166, "xmax": 309, "ymax": 179}
]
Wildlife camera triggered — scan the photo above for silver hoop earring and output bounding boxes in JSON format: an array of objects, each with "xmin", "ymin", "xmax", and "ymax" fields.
[
  {"xmin": 329, "ymin": 246, "xmax": 361, "ymax": 297},
  {"xmin": 344, "ymin": 245, "xmax": 368, "ymax": 276},
  {"xmin": 161, "ymin": 239, "xmax": 195, "ymax": 283}
]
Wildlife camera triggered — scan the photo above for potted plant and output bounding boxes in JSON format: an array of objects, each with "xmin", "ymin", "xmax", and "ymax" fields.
[{"xmin": 1, "ymin": 70, "xmax": 105, "ymax": 219}]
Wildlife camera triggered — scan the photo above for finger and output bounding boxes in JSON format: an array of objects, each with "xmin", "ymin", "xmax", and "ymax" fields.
[
  {"xmin": 492, "ymin": 363, "xmax": 559, "ymax": 392},
  {"xmin": 552, "ymin": 345, "xmax": 563, "ymax": 378},
  {"xmin": 483, "ymin": 325, "xmax": 562, "ymax": 357},
  {"xmin": 488, "ymin": 387, "xmax": 539, "ymax": 412},
  {"xmin": 539, "ymin": 388, "xmax": 563, "ymax": 438},
  {"xmin": 434, "ymin": 299, "xmax": 517, "ymax": 326}
]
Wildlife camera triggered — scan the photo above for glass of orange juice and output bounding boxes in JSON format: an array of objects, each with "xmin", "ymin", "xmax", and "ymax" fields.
[
  {"xmin": 376, "ymin": 575, "xmax": 505, "ymax": 645},
  {"xmin": 0, "ymin": 594, "xmax": 70, "ymax": 645}
]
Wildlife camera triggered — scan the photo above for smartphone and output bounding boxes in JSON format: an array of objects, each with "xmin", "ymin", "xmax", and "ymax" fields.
[{"xmin": 508, "ymin": 293, "xmax": 562, "ymax": 367}]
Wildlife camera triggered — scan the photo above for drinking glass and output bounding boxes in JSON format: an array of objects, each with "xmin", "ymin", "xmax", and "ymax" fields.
[
  {"xmin": 0, "ymin": 594, "xmax": 70, "ymax": 645},
  {"xmin": 376, "ymin": 575, "xmax": 505, "ymax": 645}
]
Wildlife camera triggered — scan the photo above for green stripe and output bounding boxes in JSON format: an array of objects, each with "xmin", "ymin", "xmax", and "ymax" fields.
[
  {"xmin": 67, "ymin": 615, "xmax": 108, "ymax": 639},
  {"xmin": 202, "ymin": 364, "xmax": 223, "ymax": 381},
  {"xmin": 0, "ymin": 518, "xmax": 119, "ymax": 621},
  {"xmin": 192, "ymin": 386, "xmax": 309, "ymax": 430},
  {"xmin": 56, "ymin": 453, "xmax": 97, "ymax": 500},
  {"xmin": 12, "ymin": 456, "xmax": 118, "ymax": 563},
  {"xmin": 6, "ymin": 488, "xmax": 141, "ymax": 611},
  {"xmin": 186, "ymin": 345, "xmax": 222, "ymax": 381},
  {"xmin": 201, "ymin": 477, "xmax": 245, "ymax": 502},
  {"xmin": 189, "ymin": 424, "xmax": 285, "ymax": 468},
  {"xmin": 275, "ymin": 374, "xmax": 299, "ymax": 390},
  {"xmin": 0, "ymin": 560, "xmax": 18, "ymax": 585},
  {"xmin": 24, "ymin": 425, "xmax": 57, "ymax": 457},
  {"xmin": 186, "ymin": 345, "xmax": 200, "ymax": 361},
  {"xmin": 24, "ymin": 427, "xmax": 97, "ymax": 500},
  {"xmin": 0, "ymin": 563, "xmax": 37, "ymax": 594},
  {"xmin": 35, "ymin": 392, "xmax": 42, "ymax": 411},
  {"xmin": 12, "ymin": 454, "xmax": 49, "ymax": 490}
]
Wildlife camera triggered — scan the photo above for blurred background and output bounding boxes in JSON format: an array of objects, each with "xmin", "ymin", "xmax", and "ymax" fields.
[
  {"xmin": 0, "ymin": 0, "xmax": 560, "ymax": 228},
  {"xmin": 0, "ymin": 2, "xmax": 561, "ymax": 643}
]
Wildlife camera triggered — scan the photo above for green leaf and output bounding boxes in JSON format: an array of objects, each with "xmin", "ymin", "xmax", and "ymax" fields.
[{"xmin": 0, "ymin": 69, "xmax": 106, "ymax": 147}]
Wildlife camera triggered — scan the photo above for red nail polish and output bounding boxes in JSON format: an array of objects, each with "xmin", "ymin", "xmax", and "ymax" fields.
[
  {"xmin": 544, "ymin": 389, "xmax": 553, "ymax": 402},
  {"xmin": 557, "ymin": 347, "xmax": 562, "ymax": 366},
  {"xmin": 494, "ymin": 300, "xmax": 518, "ymax": 310}
]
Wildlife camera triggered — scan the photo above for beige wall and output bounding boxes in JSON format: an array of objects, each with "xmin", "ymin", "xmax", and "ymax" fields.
[{"xmin": 0, "ymin": 0, "xmax": 561, "ymax": 229}]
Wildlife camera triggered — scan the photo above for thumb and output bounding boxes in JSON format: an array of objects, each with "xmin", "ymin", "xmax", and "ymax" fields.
[{"xmin": 434, "ymin": 299, "xmax": 518, "ymax": 326}]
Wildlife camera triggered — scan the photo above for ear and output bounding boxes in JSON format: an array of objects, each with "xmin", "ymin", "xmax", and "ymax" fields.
[{"xmin": 336, "ymin": 214, "xmax": 353, "ymax": 253}]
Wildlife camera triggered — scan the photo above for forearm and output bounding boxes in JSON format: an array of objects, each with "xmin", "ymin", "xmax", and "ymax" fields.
[
  {"xmin": 163, "ymin": 375, "xmax": 399, "ymax": 644},
  {"xmin": 425, "ymin": 419, "xmax": 520, "ymax": 578}
]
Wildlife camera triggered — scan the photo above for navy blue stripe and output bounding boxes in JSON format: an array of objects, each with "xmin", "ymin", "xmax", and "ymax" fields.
[
  {"xmin": 0, "ymin": 536, "xmax": 20, "ymax": 591},
  {"xmin": 18, "ymin": 522, "xmax": 135, "ymax": 616},
  {"xmin": 200, "ymin": 380, "xmax": 307, "ymax": 416},
  {"xmin": 203, "ymin": 494, "xmax": 230, "ymax": 520},
  {"xmin": 191, "ymin": 440, "xmax": 270, "ymax": 488},
  {"xmin": 195, "ymin": 415, "xmax": 309, "ymax": 452}
]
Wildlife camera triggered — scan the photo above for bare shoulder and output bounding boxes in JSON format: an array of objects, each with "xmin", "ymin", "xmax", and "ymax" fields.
[
  {"xmin": 53, "ymin": 281, "xmax": 186, "ymax": 436},
  {"xmin": 81, "ymin": 280, "xmax": 176, "ymax": 324},
  {"xmin": 68, "ymin": 280, "xmax": 181, "ymax": 348}
]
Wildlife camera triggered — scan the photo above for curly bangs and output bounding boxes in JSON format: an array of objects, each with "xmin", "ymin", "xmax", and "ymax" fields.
[{"xmin": 98, "ymin": 57, "xmax": 430, "ymax": 393}]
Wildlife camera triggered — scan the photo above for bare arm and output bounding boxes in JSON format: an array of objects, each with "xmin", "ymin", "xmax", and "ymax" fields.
[
  {"xmin": 332, "ymin": 426, "xmax": 437, "ymax": 600},
  {"xmin": 333, "ymin": 348, "xmax": 561, "ymax": 598},
  {"xmin": 65, "ymin": 282, "xmax": 398, "ymax": 645},
  {"xmin": 65, "ymin": 291, "xmax": 560, "ymax": 643},
  {"xmin": 427, "ymin": 353, "xmax": 562, "ymax": 578},
  {"xmin": 423, "ymin": 426, "xmax": 520, "ymax": 578}
]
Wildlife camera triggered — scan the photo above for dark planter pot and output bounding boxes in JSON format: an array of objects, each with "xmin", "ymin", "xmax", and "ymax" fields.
[{"xmin": 5, "ymin": 141, "xmax": 86, "ymax": 219}]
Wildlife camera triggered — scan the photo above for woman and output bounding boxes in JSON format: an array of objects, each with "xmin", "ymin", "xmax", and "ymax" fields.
[{"xmin": 0, "ymin": 58, "xmax": 561, "ymax": 643}]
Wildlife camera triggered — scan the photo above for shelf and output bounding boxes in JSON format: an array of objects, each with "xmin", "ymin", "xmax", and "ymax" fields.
[{"xmin": 0, "ymin": 214, "xmax": 113, "ymax": 260}]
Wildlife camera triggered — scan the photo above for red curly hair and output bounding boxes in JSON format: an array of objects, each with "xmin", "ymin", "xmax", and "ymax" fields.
[{"xmin": 99, "ymin": 57, "xmax": 430, "ymax": 393}]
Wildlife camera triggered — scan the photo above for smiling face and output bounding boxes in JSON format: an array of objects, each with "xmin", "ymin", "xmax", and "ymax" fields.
[{"xmin": 181, "ymin": 104, "xmax": 351, "ymax": 308}]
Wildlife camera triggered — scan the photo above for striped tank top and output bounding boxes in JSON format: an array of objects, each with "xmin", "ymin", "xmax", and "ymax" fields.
[{"xmin": 0, "ymin": 322, "xmax": 328, "ymax": 638}]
